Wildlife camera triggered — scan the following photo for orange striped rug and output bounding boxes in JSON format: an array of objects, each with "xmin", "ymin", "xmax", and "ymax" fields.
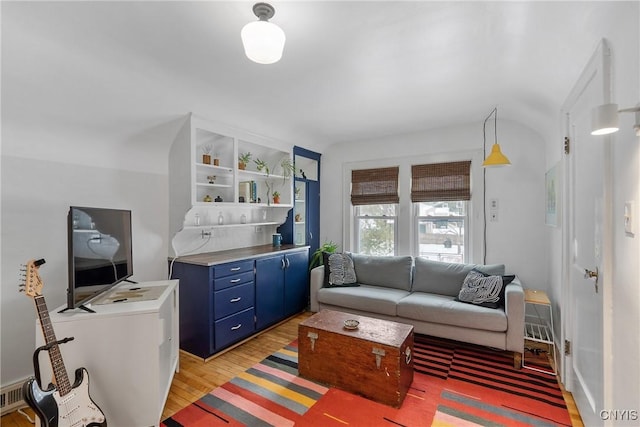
[{"xmin": 162, "ymin": 336, "xmax": 572, "ymax": 426}]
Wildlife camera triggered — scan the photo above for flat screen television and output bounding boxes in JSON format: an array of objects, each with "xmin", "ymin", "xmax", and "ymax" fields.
[{"xmin": 66, "ymin": 206, "xmax": 133, "ymax": 311}]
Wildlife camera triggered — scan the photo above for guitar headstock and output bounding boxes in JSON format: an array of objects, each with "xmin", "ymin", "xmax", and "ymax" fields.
[{"xmin": 19, "ymin": 259, "xmax": 46, "ymax": 298}]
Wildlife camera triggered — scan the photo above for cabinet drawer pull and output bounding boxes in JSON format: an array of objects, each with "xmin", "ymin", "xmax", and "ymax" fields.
[
  {"xmin": 231, "ymin": 323, "xmax": 242, "ymax": 331},
  {"xmin": 230, "ymin": 267, "xmax": 241, "ymax": 271},
  {"xmin": 230, "ymin": 278, "xmax": 241, "ymax": 283},
  {"xmin": 229, "ymin": 297, "xmax": 242, "ymax": 303}
]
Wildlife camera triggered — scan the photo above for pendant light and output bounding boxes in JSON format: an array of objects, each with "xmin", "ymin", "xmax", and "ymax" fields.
[
  {"xmin": 482, "ymin": 107, "xmax": 511, "ymax": 167},
  {"xmin": 241, "ymin": 3, "xmax": 286, "ymax": 65}
]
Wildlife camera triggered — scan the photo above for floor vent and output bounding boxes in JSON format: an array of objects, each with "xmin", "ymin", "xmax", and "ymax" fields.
[{"xmin": 0, "ymin": 380, "xmax": 26, "ymax": 414}]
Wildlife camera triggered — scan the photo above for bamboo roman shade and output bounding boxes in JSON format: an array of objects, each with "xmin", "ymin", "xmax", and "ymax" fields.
[
  {"xmin": 351, "ymin": 166, "xmax": 399, "ymax": 205},
  {"xmin": 411, "ymin": 161, "xmax": 471, "ymax": 202}
]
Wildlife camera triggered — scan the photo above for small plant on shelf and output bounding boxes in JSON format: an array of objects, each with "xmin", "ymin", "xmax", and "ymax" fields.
[
  {"xmin": 280, "ymin": 158, "xmax": 295, "ymax": 182},
  {"xmin": 201, "ymin": 144, "xmax": 213, "ymax": 164},
  {"xmin": 254, "ymin": 158, "xmax": 268, "ymax": 173},
  {"xmin": 238, "ymin": 152, "xmax": 252, "ymax": 170},
  {"xmin": 272, "ymin": 191, "xmax": 281, "ymax": 204}
]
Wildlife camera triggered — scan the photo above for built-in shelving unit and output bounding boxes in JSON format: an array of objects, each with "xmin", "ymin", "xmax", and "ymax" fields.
[{"xmin": 169, "ymin": 114, "xmax": 295, "ymax": 246}]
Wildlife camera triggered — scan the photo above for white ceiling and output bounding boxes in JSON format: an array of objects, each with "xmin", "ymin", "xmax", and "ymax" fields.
[{"xmin": 2, "ymin": 1, "xmax": 635, "ymax": 156}]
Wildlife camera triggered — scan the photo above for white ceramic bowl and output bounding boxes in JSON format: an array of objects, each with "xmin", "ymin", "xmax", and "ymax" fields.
[{"xmin": 343, "ymin": 319, "xmax": 359, "ymax": 330}]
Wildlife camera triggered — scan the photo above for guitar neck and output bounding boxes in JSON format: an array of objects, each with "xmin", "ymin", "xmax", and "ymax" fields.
[{"xmin": 34, "ymin": 295, "xmax": 72, "ymax": 396}]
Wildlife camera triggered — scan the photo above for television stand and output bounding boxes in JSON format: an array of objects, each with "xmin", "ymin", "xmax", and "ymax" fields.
[
  {"xmin": 58, "ymin": 304, "xmax": 96, "ymax": 314},
  {"xmin": 36, "ymin": 279, "xmax": 179, "ymax": 426}
]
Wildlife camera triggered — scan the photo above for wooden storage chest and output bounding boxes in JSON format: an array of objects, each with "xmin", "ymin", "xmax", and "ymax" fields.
[{"xmin": 298, "ymin": 310, "xmax": 414, "ymax": 408}]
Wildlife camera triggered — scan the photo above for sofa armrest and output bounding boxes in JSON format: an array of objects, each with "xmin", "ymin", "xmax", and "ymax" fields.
[
  {"xmin": 310, "ymin": 265, "xmax": 325, "ymax": 312},
  {"xmin": 504, "ymin": 276, "xmax": 525, "ymax": 354}
]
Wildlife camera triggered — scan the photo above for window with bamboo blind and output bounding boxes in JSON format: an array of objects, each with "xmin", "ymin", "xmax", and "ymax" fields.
[
  {"xmin": 351, "ymin": 167, "xmax": 399, "ymax": 206},
  {"xmin": 351, "ymin": 166, "xmax": 399, "ymax": 256},
  {"xmin": 412, "ymin": 161, "xmax": 471, "ymax": 263},
  {"xmin": 411, "ymin": 161, "xmax": 471, "ymax": 202}
]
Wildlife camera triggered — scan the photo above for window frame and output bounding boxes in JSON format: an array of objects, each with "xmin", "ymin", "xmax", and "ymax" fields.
[
  {"xmin": 342, "ymin": 150, "xmax": 484, "ymax": 262},
  {"xmin": 413, "ymin": 201, "xmax": 469, "ymax": 263},
  {"xmin": 354, "ymin": 204, "xmax": 399, "ymax": 256}
]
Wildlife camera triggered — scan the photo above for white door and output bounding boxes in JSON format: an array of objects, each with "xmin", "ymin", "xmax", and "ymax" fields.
[{"xmin": 564, "ymin": 41, "xmax": 611, "ymax": 426}]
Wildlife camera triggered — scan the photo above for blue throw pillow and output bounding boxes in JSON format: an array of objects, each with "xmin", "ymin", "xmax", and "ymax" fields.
[
  {"xmin": 456, "ymin": 268, "xmax": 515, "ymax": 308},
  {"xmin": 322, "ymin": 252, "xmax": 359, "ymax": 288}
]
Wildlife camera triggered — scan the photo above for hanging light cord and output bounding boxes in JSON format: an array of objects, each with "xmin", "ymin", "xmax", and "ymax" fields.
[{"xmin": 482, "ymin": 107, "xmax": 497, "ymax": 264}]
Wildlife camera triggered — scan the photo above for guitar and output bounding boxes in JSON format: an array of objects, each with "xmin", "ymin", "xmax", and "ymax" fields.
[{"xmin": 20, "ymin": 259, "xmax": 107, "ymax": 427}]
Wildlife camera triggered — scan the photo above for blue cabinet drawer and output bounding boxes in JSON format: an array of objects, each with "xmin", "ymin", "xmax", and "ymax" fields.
[
  {"xmin": 213, "ymin": 260, "xmax": 254, "ymax": 279},
  {"xmin": 214, "ymin": 308, "xmax": 255, "ymax": 350},
  {"xmin": 214, "ymin": 282, "xmax": 255, "ymax": 320},
  {"xmin": 213, "ymin": 271, "xmax": 254, "ymax": 291}
]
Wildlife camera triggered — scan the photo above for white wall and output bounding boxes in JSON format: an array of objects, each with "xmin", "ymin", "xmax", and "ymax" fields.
[
  {"xmin": 0, "ymin": 156, "xmax": 168, "ymax": 385},
  {"xmin": 608, "ymin": 8, "xmax": 640, "ymax": 416},
  {"xmin": 320, "ymin": 120, "xmax": 548, "ymax": 288}
]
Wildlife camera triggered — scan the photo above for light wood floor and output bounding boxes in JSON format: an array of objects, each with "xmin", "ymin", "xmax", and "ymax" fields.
[{"xmin": 2, "ymin": 311, "xmax": 584, "ymax": 426}]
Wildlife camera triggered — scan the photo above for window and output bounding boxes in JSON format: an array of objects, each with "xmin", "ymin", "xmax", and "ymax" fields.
[
  {"xmin": 411, "ymin": 161, "xmax": 471, "ymax": 262},
  {"xmin": 416, "ymin": 202, "xmax": 467, "ymax": 262},
  {"xmin": 355, "ymin": 204, "xmax": 397, "ymax": 256},
  {"xmin": 351, "ymin": 167, "xmax": 399, "ymax": 256}
]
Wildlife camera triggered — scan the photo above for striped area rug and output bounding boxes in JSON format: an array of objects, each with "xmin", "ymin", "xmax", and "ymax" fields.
[{"xmin": 162, "ymin": 336, "xmax": 572, "ymax": 426}]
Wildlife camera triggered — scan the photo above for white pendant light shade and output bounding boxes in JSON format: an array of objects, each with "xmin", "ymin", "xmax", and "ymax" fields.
[
  {"xmin": 241, "ymin": 21, "xmax": 285, "ymax": 64},
  {"xmin": 591, "ymin": 103, "xmax": 619, "ymax": 135},
  {"xmin": 241, "ymin": 3, "xmax": 285, "ymax": 65}
]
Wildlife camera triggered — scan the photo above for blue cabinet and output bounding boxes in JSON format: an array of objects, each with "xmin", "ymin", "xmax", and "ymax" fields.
[
  {"xmin": 255, "ymin": 249, "xmax": 309, "ymax": 329},
  {"xmin": 171, "ymin": 246, "xmax": 309, "ymax": 358},
  {"xmin": 255, "ymin": 256, "xmax": 285, "ymax": 330}
]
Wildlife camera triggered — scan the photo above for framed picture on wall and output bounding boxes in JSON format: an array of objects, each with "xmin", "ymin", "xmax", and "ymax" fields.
[{"xmin": 545, "ymin": 163, "xmax": 560, "ymax": 227}]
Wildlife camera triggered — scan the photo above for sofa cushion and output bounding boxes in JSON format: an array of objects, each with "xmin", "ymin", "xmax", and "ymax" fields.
[
  {"xmin": 350, "ymin": 254, "xmax": 413, "ymax": 291},
  {"xmin": 323, "ymin": 252, "xmax": 358, "ymax": 287},
  {"xmin": 412, "ymin": 258, "xmax": 505, "ymax": 296},
  {"xmin": 456, "ymin": 269, "xmax": 516, "ymax": 308},
  {"xmin": 397, "ymin": 292, "xmax": 507, "ymax": 332},
  {"xmin": 317, "ymin": 285, "xmax": 410, "ymax": 316}
]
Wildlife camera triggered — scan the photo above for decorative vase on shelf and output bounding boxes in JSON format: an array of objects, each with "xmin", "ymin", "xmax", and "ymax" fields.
[
  {"xmin": 213, "ymin": 158, "xmax": 220, "ymax": 166},
  {"xmin": 203, "ymin": 154, "xmax": 211, "ymax": 165}
]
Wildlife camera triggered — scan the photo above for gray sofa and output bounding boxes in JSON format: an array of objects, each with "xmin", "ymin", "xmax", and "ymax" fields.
[{"xmin": 310, "ymin": 254, "xmax": 525, "ymax": 367}]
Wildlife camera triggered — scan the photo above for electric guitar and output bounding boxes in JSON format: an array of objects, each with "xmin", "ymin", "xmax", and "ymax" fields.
[{"xmin": 20, "ymin": 259, "xmax": 107, "ymax": 427}]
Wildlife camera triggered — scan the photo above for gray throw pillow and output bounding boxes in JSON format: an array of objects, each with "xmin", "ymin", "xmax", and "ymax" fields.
[{"xmin": 323, "ymin": 252, "xmax": 359, "ymax": 288}]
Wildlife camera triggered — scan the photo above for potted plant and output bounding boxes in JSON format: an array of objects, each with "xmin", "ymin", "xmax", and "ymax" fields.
[
  {"xmin": 272, "ymin": 191, "xmax": 281, "ymax": 204},
  {"xmin": 254, "ymin": 158, "xmax": 268, "ymax": 173},
  {"xmin": 201, "ymin": 144, "xmax": 213, "ymax": 164},
  {"xmin": 238, "ymin": 152, "xmax": 252, "ymax": 170},
  {"xmin": 280, "ymin": 157, "xmax": 295, "ymax": 181},
  {"xmin": 309, "ymin": 241, "xmax": 339, "ymax": 271}
]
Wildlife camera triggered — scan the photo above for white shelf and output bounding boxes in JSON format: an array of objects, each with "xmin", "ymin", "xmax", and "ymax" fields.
[
  {"xmin": 196, "ymin": 183, "xmax": 232, "ymax": 188},
  {"xmin": 524, "ymin": 321, "xmax": 553, "ymax": 344},
  {"xmin": 295, "ymin": 221, "xmax": 305, "ymax": 225},
  {"xmin": 183, "ymin": 221, "xmax": 280, "ymax": 230},
  {"xmin": 195, "ymin": 163, "xmax": 233, "ymax": 173},
  {"xmin": 238, "ymin": 169, "xmax": 288, "ymax": 180}
]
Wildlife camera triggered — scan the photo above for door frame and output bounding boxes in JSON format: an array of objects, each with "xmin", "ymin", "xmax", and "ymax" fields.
[{"xmin": 560, "ymin": 38, "xmax": 614, "ymax": 413}]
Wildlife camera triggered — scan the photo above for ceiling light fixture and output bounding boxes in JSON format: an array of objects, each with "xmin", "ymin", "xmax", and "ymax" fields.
[
  {"xmin": 482, "ymin": 107, "xmax": 511, "ymax": 167},
  {"xmin": 241, "ymin": 3, "xmax": 285, "ymax": 65},
  {"xmin": 591, "ymin": 103, "xmax": 640, "ymax": 136}
]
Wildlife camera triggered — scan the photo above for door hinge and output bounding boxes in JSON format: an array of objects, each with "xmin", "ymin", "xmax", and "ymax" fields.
[
  {"xmin": 564, "ymin": 339, "xmax": 571, "ymax": 356},
  {"xmin": 564, "ymin": 136, "xmax": 570, "ymax": 154}
]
